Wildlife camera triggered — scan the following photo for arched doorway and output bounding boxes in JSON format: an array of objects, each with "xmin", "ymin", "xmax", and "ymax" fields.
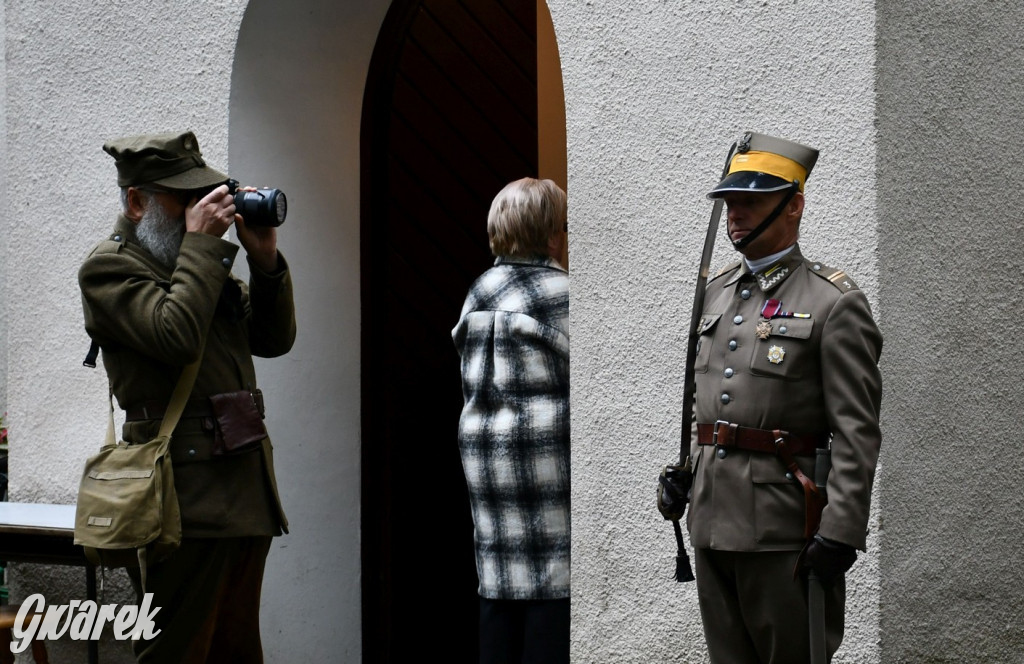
[{"xmin": 361, "ymin": 1, "xmax": 566, "ymax": 660}]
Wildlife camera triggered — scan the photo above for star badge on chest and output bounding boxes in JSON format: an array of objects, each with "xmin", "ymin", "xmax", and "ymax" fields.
[
  {"xmin": 767, "ymin": 345, "xmax": 786, "ymax": 364},
  {"xmin": 755, "ymin": 320, "xmax": 772, "ymax": 340}
]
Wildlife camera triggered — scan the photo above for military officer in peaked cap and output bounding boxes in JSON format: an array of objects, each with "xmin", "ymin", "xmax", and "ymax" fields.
[
  {"xmin": 686, "ymin": 132, "xmax": 883, "ymax": 662},
  {"xmin": 79, "ymin": 131, "xmax": 295, "ymax": 662}
]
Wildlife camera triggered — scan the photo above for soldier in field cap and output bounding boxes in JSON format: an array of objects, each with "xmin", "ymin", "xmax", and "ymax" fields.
[
  {"xmin": 686, "ymin": 132, "xmax": 883, "ymax": 662},
  {"xmin": 80, "ymin": 130, "xmax": 296, "ymax": 663}
]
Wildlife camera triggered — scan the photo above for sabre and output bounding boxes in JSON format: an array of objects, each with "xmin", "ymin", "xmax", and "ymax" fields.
[{"xmin": 657, "ymin": 141, "xmax": 738, "ymax": 582}]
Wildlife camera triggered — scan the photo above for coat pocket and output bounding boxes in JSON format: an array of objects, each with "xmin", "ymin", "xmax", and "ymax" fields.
[
  {"xmin": 694, "ymin": 314, "xmax": 723, "ymax": 374},
  {"xmin": 749, "ymin": 318, "xmax": 814, "ymax": 381},
  {"xmin": 750, "ymin": 453, "xmax": 815, "ymax": 545}
]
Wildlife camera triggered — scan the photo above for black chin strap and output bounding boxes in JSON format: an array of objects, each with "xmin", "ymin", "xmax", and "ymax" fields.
[{"xmin": 731, "ymin": 181, "xmax": 799, "ymax": 250}]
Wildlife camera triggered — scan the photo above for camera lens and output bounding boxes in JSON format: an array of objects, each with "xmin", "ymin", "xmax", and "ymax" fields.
[{"xmin": 234, "ymin": 188, "xmax": 287, "ymax": 227}]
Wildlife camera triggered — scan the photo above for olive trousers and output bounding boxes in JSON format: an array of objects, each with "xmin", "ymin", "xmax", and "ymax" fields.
[
  {"xmin": 128, "ymin": 536, "xmax": 272, "ymax": 664},
  {"xmin": 695, "ymin": 547, "xmax": 845, "ymax": 664}
]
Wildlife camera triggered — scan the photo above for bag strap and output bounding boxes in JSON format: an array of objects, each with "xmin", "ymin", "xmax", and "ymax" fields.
[
  {"xmin": 104, "ymin": 337, "xmax": 208, "ymax": 444},
  {"xmin": 158, "ymin": 340, "xmax": 206, "ymax": 439}
]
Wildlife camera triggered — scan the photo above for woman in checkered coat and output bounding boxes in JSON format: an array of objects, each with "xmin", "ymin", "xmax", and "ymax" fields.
[{"xmin": 452, "ymin": 177, "xmax": 570, "ymax": 664}]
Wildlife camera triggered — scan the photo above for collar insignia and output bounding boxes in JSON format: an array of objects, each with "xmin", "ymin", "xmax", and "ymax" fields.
[{"xmin": 757, "ymin": 264, "xmax": 790, "ymax": 291}]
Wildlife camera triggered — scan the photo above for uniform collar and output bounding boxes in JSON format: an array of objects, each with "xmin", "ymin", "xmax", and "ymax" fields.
[
  {"xmin": 494, "ymin": 254, "xmax": 567, "ymax": 273},
  {"xmin": 111, "ymin": 214, "xmax": 137, "ymax": 244},
  {"xmin": 724, "ymin": 243, "xmax": 804, "ymax": 293},
  {"xmin": 110, "ymin": 214, "xmax": 173, "ymax": 277}
]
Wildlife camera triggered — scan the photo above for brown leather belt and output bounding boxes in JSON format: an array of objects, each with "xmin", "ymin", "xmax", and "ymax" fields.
[
  {"xmin": 698, "ymin": 420, "xmax": 828, "ymax": 539},
  {"xmin": 697, "ymin": 421, "xmax": 827, "ymax": 456},
  {"xmin": 125, "ymin": 389, "xmax": 265, "ymax": 422}
]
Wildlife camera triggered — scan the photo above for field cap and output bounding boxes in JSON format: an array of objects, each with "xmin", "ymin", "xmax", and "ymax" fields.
[
  {"xmin": 708, "ymin": 132, "xmax": 819, "ymax": 198},
  {"xmin": 103, "ymin": 131, "xmax": 228, "ymax": 190}
]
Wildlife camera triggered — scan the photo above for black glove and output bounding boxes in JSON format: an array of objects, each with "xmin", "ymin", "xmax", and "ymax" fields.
[
  {"xmin": 657, "ymin": 464, "xmax": 692, "ymax": 521},
  {"xmin": 799, "ymin": 534, "xmax": 857, "ymax": 585}
]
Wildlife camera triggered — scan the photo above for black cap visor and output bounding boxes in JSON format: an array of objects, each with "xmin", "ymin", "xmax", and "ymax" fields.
[{"xmin": 707, "ymin": 171, "xmax": 793, "ymax": 199}]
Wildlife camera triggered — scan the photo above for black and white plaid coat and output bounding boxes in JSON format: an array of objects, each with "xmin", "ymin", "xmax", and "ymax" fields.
[{"xmin": 452, "ymin": 255, "xmax": 570, "ymax": 600}]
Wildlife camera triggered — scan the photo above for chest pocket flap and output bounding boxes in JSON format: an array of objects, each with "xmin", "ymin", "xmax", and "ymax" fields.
[
  {"xmin": 694, "ymin": 313, "xmax": 723, "ymax": 374},
  {"xmin": 768, "ymin": 318, "xmax": 813, "ymax": 340},
  {"xmin": 750, "ymin": 318, "xmax": 815, "ymax": 380}
]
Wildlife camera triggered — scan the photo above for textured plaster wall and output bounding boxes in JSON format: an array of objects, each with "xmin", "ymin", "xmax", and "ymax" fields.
[
  {"xmin": 876, "ymin": 1, "xmax": 1024, "ymax": 661},
  {"xmin": 549, "ymin": 1, "xmax": 881, "ymax": 661},
  {"xmin": 0, "ymin": 0, "xmax": 6, "ymax": 415},
  {"xmin": 2, "ymin": 0, "xmax": 383, "ymax": 661}
]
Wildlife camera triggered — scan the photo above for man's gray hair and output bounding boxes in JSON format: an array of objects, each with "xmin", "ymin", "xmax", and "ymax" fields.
[{"xmin": 487, "ymin": 178, "xmax": 566, "ymax": 258}]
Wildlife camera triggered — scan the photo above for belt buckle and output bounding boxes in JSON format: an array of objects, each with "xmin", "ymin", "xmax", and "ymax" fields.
[{"xmin": 712, "ymin": 420, "xmax": 730, "ymax": 448}]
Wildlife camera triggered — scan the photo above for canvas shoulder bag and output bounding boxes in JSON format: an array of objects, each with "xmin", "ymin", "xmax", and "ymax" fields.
[{"xmin": 74, "ymin": 346, "xmax": 202, "ymax": 583}]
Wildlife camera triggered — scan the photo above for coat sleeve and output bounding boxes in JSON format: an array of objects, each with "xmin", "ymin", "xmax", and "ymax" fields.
[
  {"xmin": 245, "ymin": 252, "xmax": 297, "ymax": 358},
  {"xmin": 817, "ymin": 289, "xmax": 883, "ymax": 550},
  {"xmin": 79, "ymin": 232, "xmax": 238, "ymax": 366}
]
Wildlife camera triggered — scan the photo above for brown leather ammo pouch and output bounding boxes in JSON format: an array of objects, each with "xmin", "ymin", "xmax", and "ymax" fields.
[{"xmin": 209, "ymin": 390, "xmax": 267, "ymax": 455}]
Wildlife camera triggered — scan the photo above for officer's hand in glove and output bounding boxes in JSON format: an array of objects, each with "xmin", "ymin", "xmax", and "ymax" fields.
[{"xmin": 799, "ymin": 534, "xmax": 857, "ymax": 584}]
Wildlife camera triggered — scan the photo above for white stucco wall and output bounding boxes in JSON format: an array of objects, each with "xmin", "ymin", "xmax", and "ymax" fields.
[
  {"xmin": 550, "ymin": 1, "xmax": 880, "ymax": 661},
  {"xmin": 0, "ymin": 0, "xmax": 7, "ymax": 415},
  {"xmin": 877, "ymin": 0, "xmax": 1024, "ymax": 660},
  {"xmin": 3, "ymin": 0, "xmax": 386, "ymax": 660}
]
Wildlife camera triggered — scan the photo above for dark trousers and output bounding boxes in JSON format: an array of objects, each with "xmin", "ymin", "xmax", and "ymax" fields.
[
  {"xmin": 479, "ymin": 597, "xmax": 570, "ymax": 664},
  {"xmin": 127, "ymin": 537, "xmax": 273, "ymax": 664},
  {"xmin": 695, "ymin": 547, "xmax": 845, "ymax": 664}
]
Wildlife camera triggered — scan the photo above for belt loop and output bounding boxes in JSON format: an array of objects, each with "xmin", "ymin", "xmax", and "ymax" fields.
[{"xmin": 713, "ymin": 420, "xmax": 737, "ymax": 448}]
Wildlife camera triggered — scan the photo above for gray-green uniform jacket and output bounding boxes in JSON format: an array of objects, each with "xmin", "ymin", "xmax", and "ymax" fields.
[
  {"xmin": 79, "ymin": 215, "xmax": 295, "ymax": 538},
  {"xmin": 687, "ymin": 245, "xmax": 882, "ymax": 552}
]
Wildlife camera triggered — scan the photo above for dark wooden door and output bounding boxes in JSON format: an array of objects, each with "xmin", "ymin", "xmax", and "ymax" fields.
[{"xmin": 361, "ymin": 1, "xmax": 538, "ymax": 661}]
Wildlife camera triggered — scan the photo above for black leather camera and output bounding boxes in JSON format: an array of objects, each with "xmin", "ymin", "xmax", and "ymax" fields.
[{"xmin": 226, "ymin": 179, "xmax": 287, "ymax": 227}]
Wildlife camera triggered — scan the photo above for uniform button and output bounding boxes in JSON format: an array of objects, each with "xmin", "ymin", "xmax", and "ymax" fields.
[
  {"xmin": 188, "ymin": 448, "xmax": 197, "ymax": 458},
  {"xmin": 221, "ymin": 257, "xmax": 232, "ymax": 267},
  {"xmin": 728, "ymin": 340, "xmax": 738, "ymax": 351},
  {"xmin": 779, "ymin": 326, "xmax": 788, "ymax": 334},
  {"xmin": 113, "ymin": 234, "xmax": 122, "ymax": 242},
  {"xmin": 724, "ymin": 368, "xmax": 734, "ymax": 378},
  {"xmin": 786, "ymin": 472, "xmax": 794, "ymax": 481},
  {"xmin": 733, "ymin": 315, "xmax": 743, "ymax": 325},
  {"xmin": 720, "ymin": 393, "xmax": 731, "ymax": 404},
  {"xmin": 717, "ymin": 447, "xmax": 728, "ymax": 459},
  {"xmin": 813, "ymin": 264, "xmax": 821, "ymax": 271},
  {"xmin": 740, "ymin": 289, "xmax": 751, "ymax": 300}
]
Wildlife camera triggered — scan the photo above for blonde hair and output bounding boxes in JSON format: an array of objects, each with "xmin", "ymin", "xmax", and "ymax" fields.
[{"xmin": 487, "ymin": 178, "xmax": 566, "ymax": 257}]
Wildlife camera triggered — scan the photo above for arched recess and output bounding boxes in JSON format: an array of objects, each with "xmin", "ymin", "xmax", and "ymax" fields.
[
  {"xmin": 230, "ymin": 0, "xmax": 392, "ymax": 660},
  {"xmin": 361, "ymin": 1, "xmax": 567, "ymax": 661}
]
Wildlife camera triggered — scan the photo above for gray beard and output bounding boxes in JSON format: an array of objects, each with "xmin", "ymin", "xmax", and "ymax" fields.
[{"xmin": 135, "ymin": 203, "xmax": 185, "ymax": 269}]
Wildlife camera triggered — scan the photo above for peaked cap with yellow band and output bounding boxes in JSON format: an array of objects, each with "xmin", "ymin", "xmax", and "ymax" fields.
[
  {"xmin": 707, "ymin": 132, "xmax": 819, "ymax": 198},
  {"xmin": 103, "ymin": 131, "xmax": 229, "ymax": 190}
]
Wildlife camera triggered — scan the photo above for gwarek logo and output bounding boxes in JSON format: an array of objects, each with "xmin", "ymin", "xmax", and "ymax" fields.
[{"xmin": 9, "ymin": 593, "xmax": 161, "ymax": 654}]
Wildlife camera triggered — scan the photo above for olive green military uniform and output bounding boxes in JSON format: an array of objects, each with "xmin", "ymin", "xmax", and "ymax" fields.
[
  {"xmin": 79, "ymin": 216, "xmax": 296, "ymax": 662},
  {"xmin": 686, "ymin": 245, "xmax": 882, "ymax": 662}
]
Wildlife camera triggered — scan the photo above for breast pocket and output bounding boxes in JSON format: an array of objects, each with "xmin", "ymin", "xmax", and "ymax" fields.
[
  {"xmin": 694, "ymin": 313, "xmax": 723, "ymax": 374},
  {"xmin": 749, "ymin": 318, "xmax": 814, "ymax": 381}
]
